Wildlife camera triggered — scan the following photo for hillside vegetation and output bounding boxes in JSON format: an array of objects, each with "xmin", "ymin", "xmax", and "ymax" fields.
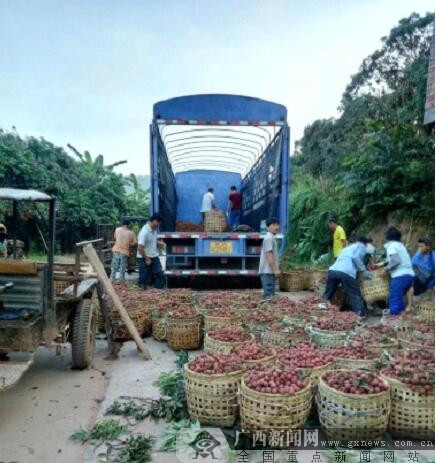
[
  {"xmin": 287, "ymin": 12, "xmax": 435, "ymax": 264},
  {"xmin": 0, "ymin": 132, "xmax": 149, "ymax": 251}
]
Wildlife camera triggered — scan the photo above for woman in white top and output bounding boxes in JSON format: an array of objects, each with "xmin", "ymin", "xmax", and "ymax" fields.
[{"xmin": 381, "ymin": 226, "xmax": 415, "ymax": 315}]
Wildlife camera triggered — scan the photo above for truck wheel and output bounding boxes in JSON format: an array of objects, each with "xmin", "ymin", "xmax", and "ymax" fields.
[{"xmin": 71, "ymin": 297, "xmax": 97, "ymax": 369}]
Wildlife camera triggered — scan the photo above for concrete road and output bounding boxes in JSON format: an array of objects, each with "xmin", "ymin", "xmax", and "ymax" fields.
[{"xmin": 0, "ymin": 341, "xmax": 110, "ymax": 463}]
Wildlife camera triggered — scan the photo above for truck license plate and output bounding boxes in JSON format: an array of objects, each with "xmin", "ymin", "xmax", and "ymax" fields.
[{"xmin": 210, "ymin": 241, "xmax": 233, "ymax": 254}]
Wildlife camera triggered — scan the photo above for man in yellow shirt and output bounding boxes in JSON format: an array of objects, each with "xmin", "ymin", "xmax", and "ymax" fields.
[{"xmin": 328, "ymin": 218, "xmax": 347, "ymax": 258}]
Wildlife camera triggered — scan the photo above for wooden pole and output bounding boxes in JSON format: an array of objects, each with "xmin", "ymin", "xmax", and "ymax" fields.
[{"xmin": 82, "ymin": 243, "xmax": 151, "ymax": 360}]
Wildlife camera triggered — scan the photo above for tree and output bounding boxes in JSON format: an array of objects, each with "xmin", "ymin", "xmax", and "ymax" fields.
[
  {"xmin": 287, "ymin": 12, "xmax": 435, "ymax": 263},
  {"xmin": 0, "ymin": 131, "xmax": 148, "ymax": 251}
]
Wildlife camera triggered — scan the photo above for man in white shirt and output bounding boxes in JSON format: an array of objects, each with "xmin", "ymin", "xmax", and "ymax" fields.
[
  {"xmin": 258, "ymin": 217, "xmax": 281, "ymax": 298},
  {"xmin": 200, "ymin": 188, "xmax": 216, "ymax": 222},
  {"xmin": 137, "ymin": 213, "xmax": 166, "ymax": 289},
  {"xmin": 378, "ymin": 226, "xmax": 415, "ymax": 315}
]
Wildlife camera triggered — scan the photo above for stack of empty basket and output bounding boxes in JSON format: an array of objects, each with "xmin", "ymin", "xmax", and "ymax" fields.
[{"xmin": 204, "ymin": 210, "xmax": 227, "ymax": 232}]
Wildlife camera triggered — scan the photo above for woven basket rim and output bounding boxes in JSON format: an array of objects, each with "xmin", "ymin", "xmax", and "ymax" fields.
[
  {"xmin": 206, "ymin": 332, "xmax": 254, "ymax": 344},
  {"xmin": 165, "ymin": 314, "xmax": 203, "ymax": 322},
  {"xmin": 399, "ymin": 339, "xmax": 435, "ymax": 350},
  {"xmin": 336, "ymin": 355, "xmax": 380, "ymax": 362},
  {"xmin": 308, "ymin": 325, "xmax": 351, "ymax": 336},
  {"xmin": 319, "ymin": 369, "xmax": 390, "ymax": 399},
  {"xmin": 205, "ymin": 314, "xmax": 241, "ymax": 320},
  {"xmin": 413, "ymin": 299, "xmax": 435, "ymax": 307},
  {"xmin": 379, "ymin": 371, "xmax": 435, "ymax": 397},
  {"xmin": 184, "ymin": 362, "xmax": 245, "ymax": 379},
  {"xmin": 242, "ymin": 351, "xmax": 277, "ymax": 365},
  {"xmin": 240, "ymin": 376, "xmax": 312, "ymax": 399},
  {"xmin": 278, "ymin": 360, "xmax": 333, "ymax": 371}
]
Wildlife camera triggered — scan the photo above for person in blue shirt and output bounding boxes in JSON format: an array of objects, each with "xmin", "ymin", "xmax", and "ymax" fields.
[
  {"xmin": 324, "ymin": 236, "xmax": 373, "ymax": 317},
  {"xmin": 412, "ymin": 237, "xmax": 435, "ymax": 295}
]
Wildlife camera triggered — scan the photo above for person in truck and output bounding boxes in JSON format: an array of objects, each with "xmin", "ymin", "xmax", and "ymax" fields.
[
  {"xmin": 110, "ymin": 219, "xmax": 137, "ymax": 283},
  {"xmin": 324, "ymin": 236, "xmax": 373, "ymax": 317},
  {"xmin": 137, "ymin": 213, "xmax": 166, "ymax": 289},
  {"xmin": 0, "ymin": 224, "xmax": 7, "ymax": 258},
  {"xmin": 328, "ymin": 217, "xmax": 347, "ymax": 259},
  {"xmin": 227, "ymin": 185, "xmax": 242, "ymax": 230},
  {"xmin": 258, "ymin": 217, "xmax": 281, "ymax": 299},
  {"xmin": 412, "ymin": 237, "xmax": 435, "ymax": 296},
  {"xmin": 200, "ymin": 187, "xmax": 216, "ymax": 223}
]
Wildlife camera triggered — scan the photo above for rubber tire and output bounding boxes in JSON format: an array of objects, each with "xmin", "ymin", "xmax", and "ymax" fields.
[{"xmin": 71, "ymin": 297, "xmax": 97, "ymax": 369}]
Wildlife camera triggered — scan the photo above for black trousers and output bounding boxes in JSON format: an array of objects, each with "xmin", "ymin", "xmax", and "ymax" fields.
[
  {"xmin": 137, "ymin": 257, "xmax": 165, "ymax": 289},
  {"xmin": 324, "ymin": 270, "xmax": 367, "ymax": 316}
]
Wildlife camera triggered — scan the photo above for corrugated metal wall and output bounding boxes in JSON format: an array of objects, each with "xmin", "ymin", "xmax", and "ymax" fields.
[{"xmin": 0, "ymin": 267, "xmax": 45, "ymax": 313}]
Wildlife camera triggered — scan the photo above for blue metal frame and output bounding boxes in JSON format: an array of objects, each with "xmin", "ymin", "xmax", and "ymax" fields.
[
  {"xmin": 150, "ymin": 94, "xmax": 290, "ymax": 252},
  {"xmin": 279, "ymin": 125, "xmax": 290, "ymax": 254},
  {"xmin": 153, "ymin": 94, "xmax": 287, "ymax": 122}
]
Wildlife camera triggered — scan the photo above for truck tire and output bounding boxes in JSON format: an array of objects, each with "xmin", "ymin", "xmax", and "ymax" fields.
[{"xmin": 71, "ymin": 296, "xmax": 97, "ymax": 369}]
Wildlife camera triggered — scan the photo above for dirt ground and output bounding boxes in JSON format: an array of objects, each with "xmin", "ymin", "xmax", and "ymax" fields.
[{"xmin": 0, "ymin": 341, "xmax": 110, "ymax": 463}]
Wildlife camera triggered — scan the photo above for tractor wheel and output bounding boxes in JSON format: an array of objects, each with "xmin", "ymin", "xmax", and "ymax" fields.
[{"xmin": 71, "ymin": 296, "xmax": 97, "ymax": 369}]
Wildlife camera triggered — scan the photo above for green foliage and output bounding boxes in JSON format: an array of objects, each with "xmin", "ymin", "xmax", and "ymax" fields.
[
  {"xmin": 153, "ymin": 370, "xmax": 189, "ymax": 421},
  {"xmin": 0, "ymin": 132, "xmax": 149, "ymax": 251},
  {"xmin": 125, "ymin": 173, "xmax": 150, "ymax": 218},
  {"xmin": 286, "ymin": 175, "xmax": 348, "ymax": 263},
  {"xmin": 174, "ymin": 351, "xmax": 189, "ymax": 369},
  {"xmin": 106, "ymin": 400, "xmax": 150, "ymax": 421},
  {"xmin": 117, "ymin": 435, "xmax": 153, "ymax": 463},
  {"xmin": 161, "ymin": 419, "xmax": 201, "ymax": 452},
  {"xmin": 289, "ymin": 12, "xmax": 435, "ymax": 262},
  {"xmin": 70, "ymin": 419, "xmax": 128, "ymax": 444}
]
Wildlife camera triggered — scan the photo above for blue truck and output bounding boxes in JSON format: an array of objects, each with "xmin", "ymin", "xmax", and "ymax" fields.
[{"xmin": 150, "ymin": 94, "xmax": 290, "ymax": 278}]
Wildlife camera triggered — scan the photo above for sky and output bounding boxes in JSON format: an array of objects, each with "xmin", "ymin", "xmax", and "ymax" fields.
[{"xmin": 0, "ymin": 0, "xmax": 433, "ymax": 176}]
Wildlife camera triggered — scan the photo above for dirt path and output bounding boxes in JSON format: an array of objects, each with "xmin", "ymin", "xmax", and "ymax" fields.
[{"xmin": 0, "ymin": 341, "xmax": 110, "ymax": 463}]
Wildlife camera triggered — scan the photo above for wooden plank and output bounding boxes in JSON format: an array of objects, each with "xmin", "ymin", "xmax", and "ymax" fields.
[
  {"xmin": 0, "ymin": 260, "xmax": 37, "ymax": 275},
  {"xmin": 82, "ymin": 244, "xmax": 151, "ymax": 360}
]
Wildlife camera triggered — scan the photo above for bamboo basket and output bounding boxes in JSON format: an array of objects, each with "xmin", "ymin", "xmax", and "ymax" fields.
[
  {"xmin": 398, "ymin": 337, "xmax": 435, "ymax": 353},
  {"xmin": 184, "ymin": 364, "xmax": 244, "ymax": 427},
  {"xmin": 204, "ymin": 332, "xmax": 254, "ymax": 354},
  {"xmin": 380, "ymin": 372, "xmax": 435, "ymax": 440},
  {"xmin": 335, "ymin": 356, "xmax": 380, "ymax": 372},
  {"xmin": 204, "ymin": 314, "xmax": 241, "ymax": 332},
  {"xmin": 317, "ymin": 370, "xmax": 390, "ymax": 444},
  {"xmin": 264, "ymin": 328, "xmax": 307, "ymax": 348},
  {"xmin": 359, "ymin": 269, "xmax": 390, "ymax": 304},
  {"xmin": 110, "ymin": 304, "xmax": 152, "ymax": 341},
  {"xmin": 53, "ymin": 279, "xmax": 71, "ymax": 297},
  {"xmin": 263, "ymin": 329, "xmax": 292, "ymax": 348},
  {"xmin": 242, "ymin": 351, "xmax": 277, "ymax": 368},
  {"xmin": 313, "ymin": 271, "xmax": 329, "ymax": 298},
  {"xmin": 245, "ymin": 322, "xmax": 271, "ymax": 342},
  {"xmin": 331, "ymin": 287, "xmax": 346, "ymax": 308},
  {"xmin": 152, "ymin": 315, "xmax": 166, "ymax": 341},
  {"xmin": 309, "ymin": 269, "xmax": 328, "ymax": 291},
  {"xmin": 239, "ymin": 376, "xmax": 312, "ymax": 430},
  {"xmin": 412, "ymin": 299, "xmax": 435, "ymax": 323},
  {"xmin": 307, "ymin": 325, "xmax": 350, "ymax": 349},
  {"xmin": 280, "ymin": 271, "xmax": 306, "ymax": 292},
  {"xmin": 204, "ymin": 210, "xmax": 226, "ymax": 233},
  {"xmin": 296, "ymin": 362, "xmax": 334, "ymax": 386},
  {"xmin": 165, "ymin": 315, "xmax": 203, "ymax": 351}
]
